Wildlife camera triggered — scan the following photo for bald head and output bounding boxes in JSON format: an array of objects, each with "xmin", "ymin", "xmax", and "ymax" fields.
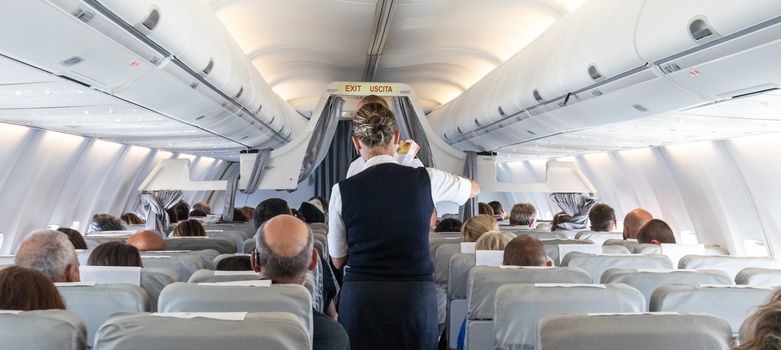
[
  {"xmin": 623, "ymin": 209, "xmax": 653, "ymax": 240},
  {"xmin": 503, "ymin": 235, "xmax": 548, "ymax": 267},
  {"xmin": 127, "ymin": 230, "xmax": 166, "ymax": 251},
  {"xmin": 255, "ymin": 215, "xmax": 315, "ymax": 283}
]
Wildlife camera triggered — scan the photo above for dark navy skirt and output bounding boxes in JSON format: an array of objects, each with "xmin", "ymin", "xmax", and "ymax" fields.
[{"xmin": 338, "ymin": 280, "xmax": 438, "ymax": 350}]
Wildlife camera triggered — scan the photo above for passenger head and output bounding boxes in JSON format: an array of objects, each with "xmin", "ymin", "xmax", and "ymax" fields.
[
  {"xmin": 461, "ymin": 215, "xmax": 499, "ymax": 242},
  {"xmin": 475, "ymin": 231, "xmax": 514, "ymax": 250},
  {"xmin": 299, "ymin": 201, "xmax": 325, "ymax": 224},
  {"xmin": 126, "ymin": 230, "xmax": 166, "ymax": 251},
  {"xmin": 192, "ymin": 201, "xmax": 211, "ymax": 215},
  {"xmin": 488, "ymin": 201, "xmax": 505, "ymax": 218},
  {"xmin": 172, "ymin": 201, "xmax": 190, "ymax": 221},
  {"xmin": 550, "ymin": 212, "xmax": 572, "ymax": 232},
  {"xmin": 172, "ymin": 219, "xmax": 206, "ymax": 237},
  {"xmin": 623, "ymin": 208, "xmax": 653, "ymax": 240},
  {"xmin": 637, "ymin": 219, "xmax": 676, "ymax": 244},
  {"xmin": 189, "ymin": 209, "xmax": 207, "ymax": 217},
  {"xmin": 356, "ymin": 94, "xmax": 389, "ymax": 109},
  {"xmin": 252, "ymin": 215, "xmax": 316, "ymax": 284},
  {"xmin": 509, "ymin": 203, "xmax": 537, "ymax": 227},
  {"xmin": 89, "ymin": 213, "xmax": 125, "ymax": 232},
  {"xmin": 56, "ymin": 228, "xmax": 87, "ymax": 250},
  {"xmin": 120, "ymin": 213, "xmax": 145, "ymax": 225},
  {"xmin": 166, "ymin": 207, "xmax": 178, "ymax": 224},
  {"xmin": 88, "ymin": 241, "xmax": 143, "ymax": 267},
  {"xmin": 736, "ymin": 289, "xmax": 781, "ymax": 350},
  {"xmin": 0, "ymin": 266, "xmax": 65, "ymax": 310},
  {"xmin": 308, "ymin": 196, "xmax": 328, "ymax": 214},
  {"xmin": 352, "ymin": 103, "xmax": 398, "ymax": 158},
  {"xmin": 233, "ymin": 208, "xmax": 247, "ymax": 222},
  {"xmin": 253, "ymin": 198, "xmax": 292, "ymax": 230},
  {"xmin": 478, "ymin": 202, "xmax": 495, "ymax": 216},
  {"xmin": 503, "ymin": 235, "xmax": 551, "ymax": 267},
  {"xmin": 216, "ymin": 256, "xmax": 253, "ymax": 271},
  {"xmin": 435, "ymin": 218, "xmax": 463, "ymax": 233},
  {"xmin": 240, "ymin": 207, "xmax": 255, "ymax": 222},
  {"xmin": 15, "ymin": 229, "xmax": 80, "ymax": 282},
  {"xmin": 589, "ymin": 204, "xmax": 617, "ymax": 232}
]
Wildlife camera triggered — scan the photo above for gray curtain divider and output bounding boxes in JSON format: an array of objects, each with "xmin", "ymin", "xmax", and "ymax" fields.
[
  {"xmin": 221, "ymin": 171, "xmax": 240, "ymax": 222},
  {"xmin": 392, "ymin": 96, "xmax": 434, "ymax": 167},
  {"xmin": 314, "ymin": 120, "xmax": 358, "ymax": 200},
  {"xmin": 242, "ymin": 149, "xmax": 271, "ymax": 195},
  {"xmin": 141, "ymin": 190, "xmax": 182, "ymax": 233},
  {"xmin": 549, "ymin": 193, "xmax": 597, "ymax": 230},
  {"xmin": 299, "ymin": 96, "xmax": 344, "ymax": 183},
  {"xmin": 459, "ymin": 151, "xmax": 478, "ymax": 221}
]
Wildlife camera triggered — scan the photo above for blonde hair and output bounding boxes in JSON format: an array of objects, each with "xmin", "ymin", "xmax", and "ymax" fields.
[
  {"xmin": 353, "ymin": 103, "xmax": 397, "ymax": 147},
  {"xmin": 462, "ymin": 215, "xmax": 499, "ymax": 242},
  {"xmin": 475, "ymin": 231, "xmax": 514, "ymax": 251},
  {"xmin": 736, "ymin": 288, "xmax": 781, "ymax": 350}
]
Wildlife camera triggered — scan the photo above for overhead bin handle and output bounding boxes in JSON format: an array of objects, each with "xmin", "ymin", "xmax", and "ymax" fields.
[
  {"xmin": 141, "ymin": 7, "xmax": 160, "ymax": 31},
  {"xmin": 689, "ymin": 18, "xmax": 715, "ymax": 41},
  {"xmin": 587, "ymin": 64, "xmax": 603, "ymax": 80},
  {"xmin": 202, "ymin": 58, "xmax": 214, "ymax": 75},
  {"xmin": 533, "ymin": 89, "xmax": 544, "ymax": 102}
]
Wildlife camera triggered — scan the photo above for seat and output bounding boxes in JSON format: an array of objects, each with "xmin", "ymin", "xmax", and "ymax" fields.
[
  {"xmin": 204, "ymin": 230, "xmax": 245, "ymax": 251},
  {"xmin": 604, "ymin": 239, "xmax": 639, "ymax": 253},
  {"xmin": 0, "ymin": 255, "xmax": 14, "ymax": 265},
  {"xmin": 57, "ymin": 283, "xmax": 148, "ymax": 345},
  {"xmin": 500, "ymin": 229, "xmax": 570, "ymax": 240},
  {"xmin": 602, "ymin": 268, "xmax": 732, "ymax": 305},
  {"xmin": 164, "ymin": 237, "xmax": 236, "ymax": 254},
  {"xmin": 575, "ymin": 231, "xmax": 624, "ymax": 245},
  {"xmin": 465, "ymin": 266, "xmax": 591, "ymax": 350},
  {"xmin": 561, "ymin": 252, "xmax": 673, "ymax": 283},
  {"xmin": 650, "ymin": 284, "xmax": 773, "ymax": 336},
  {"xmin": 203, "ymin": 222, "xmax": 256, "ymax": 240},
  {"xmin": 212, "ymin": 253, "xmax": 251, "ymax": 266},
  {"xmin": 539, "ymin": 313, "xmax": 733, "ymax": 350},
  {"xmin": 310, "ymin": 222, "xmax": 328, "ymax": 235},
  {"xmin": 142, "ymin": 249, "xmax": 220, "ymax": 270},
  {"xmin": 494, "ymin": 283, "xmax": 645, "ymax": 349},
  {"xmin": 435, "ymin": 243, "xmax": 460, "ymax": 331},
  {"xmin": 242, "ymin": 238, "xmax": 255, "ymax": 253},
  {"xmin": 430, "ymin": 236, "xmax": 463, "ymax": 258},
  {"xmin": 93, "ymin": 312, "xmax": 309, "ymax": 350},
  {"xmin": 313, "ymin": 232, "xmax": 328, "ymax": 259},
  {"xmin": 141, "ymin": 254, "xmax": 205, "ymax": 281},
  {"xmin": 141, "ymin": 268, "xmax": 179, "ymax": 312},
  {"xmin": 157, "ymin": 282, "xmax": 313, "ymax": 339},
  {"xmin": 541, "ymin": 239, "xmax": 594, "ymax": 265},
  {"xmin": 447, "ymin": 252, "xmax": 475, "ymax": 349},
  {"xmin": 84, "ymin": 235, "xmax": 131, "ymax": 249},
  {"xmin": 736, "ymin": 267, "xmax": 781, "ymax": 287},
  {"xmin": 679, "ymin": 255, "xmax": 781, "ymax": 281},
  {"xmin": 187, "ymin": 269, "xmax": 259, "ymax": 283},
  {"xmin": 0, "ymin": 310, "xmax": 87, "ymax": 350}
]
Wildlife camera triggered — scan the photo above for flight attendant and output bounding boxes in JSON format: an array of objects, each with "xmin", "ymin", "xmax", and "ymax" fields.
[{"xmin": 328, "ymin": 103, "xmax": 479, "ymax": 349}]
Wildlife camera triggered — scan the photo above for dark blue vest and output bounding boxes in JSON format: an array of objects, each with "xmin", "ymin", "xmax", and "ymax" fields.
[{"xmin": 339, "ymin": 162, "xmax": 435, "ymax": 281}]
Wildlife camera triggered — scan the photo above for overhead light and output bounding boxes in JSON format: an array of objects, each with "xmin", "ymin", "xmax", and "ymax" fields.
[
  {"xmin": 84, "ymin": 110, "xmax": 90, "ymax": 115},
  {"xmin": 14, "ymin": 91, "xmax": 21, "ymax": 96},
  {"xmin": 115, "ymin": 119, "xmax": 121, "ymax": 122}
]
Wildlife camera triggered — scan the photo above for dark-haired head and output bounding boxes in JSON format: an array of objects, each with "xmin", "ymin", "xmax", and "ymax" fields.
[
  {"xmin": 88, "ymin": 241, "xmax": 142, "ymax": 267},
  {"xmin": 216, "ymin": 256, "xmax": 253, "ymax": 271},
  {"xmin": 253, "ymin": 198, "xmax": 291, "ymax": 230},
  {"xmin": 90, "ymin": 213, "xmax": 125, "ymax": 232},
  {"xmin": 0, "ymin": 266, "xmax": 65, "ymax": 310},
  {"xmin": 435, "ymin": 218, "xmax": 463, "ymax": 233},
  {"xmin": 57, "ymin": 227, "xmax": 87, "ymax": 250},
  {"xmin": 172, "ymin": 219, "xmax": 206, "ymax": 237}
]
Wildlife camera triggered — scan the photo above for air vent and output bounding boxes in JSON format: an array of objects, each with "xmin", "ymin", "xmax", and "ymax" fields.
[
  {"xmin": 633, "ymin": 104, "xmax": 649, "ymax": 112},
  {"xmin": 241, "ymin": 136, "xmax": 249, "ymax": 140},
  {"xmin": 60, "ymin": 56, "xmax": 85, "ymax": 67},
  {"xmin": 526, "ymin": 130, "xmax": 536, "ymax": 135},
  {"xmin": 72, "ymin": 8, "xmax": 94, "ymax": 23},
  {"xmin": 498, "ymin": 106, "xmax": 505, "ymax": 116},
  {"xmin": 202, "ymin": 59, "xmax": 214, "ymax": 75},
  {"xmin": 142, "ymin": 8, "xmax": 160, "ymax": 31},
  {"xmin": 533, "ymin": 89, "xmax": 543, "ymax": 102},
  {"xmin": 235, "ymin": 87, "xmax": 244, "ymax": 99},
  {"xmin": 689, "ymin": 18, "xmax": 713, "ymax": 41},
  {"xmin": 587, "ymin": 65, "xmax": 602, "ymax": 80},
  {"xmin": 195, "ymin": 115, "xmax": 206, "ymax": 121}
]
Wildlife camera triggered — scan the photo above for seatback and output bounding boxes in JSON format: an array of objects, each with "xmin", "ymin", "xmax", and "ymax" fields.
[
  {"xmin": 430, "ymin": 236, "xmax": 463, "ymax": 259},
  {"xmin": 188, "ymin": 269, "xmax": 259, "ymax": 283},
  {"xmin": 602, "ymin": 268, "xmax": 732, "ymax": 305},
  {"xmin": 204, "ymin": 230, "xmax": 245, "ymax": 251},
  {"xmin": 57, "ymin": 283, "xmax": 148, "ymax": 345},
  {"xmin": 650, "ymin": 284, "xmax": 773, "ymax": 336},
  {"xmin": 679, "ymin": 255, "xmax": 781, "ymax": 281},
  {"xmin": 242, "ymin": 238, "xmax": 255, "ymax": 253},
  {"xmin": 494, "ymin": 284, "xmax": 645, "ymax": 349},
  {"xmin": 157, "ymin": 282, "xmax": 313, "ymax": 339},
  {"xmin": 539, "ymin": 313, "xmax": 732, "ymax": 350},
  {"xmin": 140, "ymin": 253, "xmax": 206, "ymax": 281},
  {"xmin": 541, "ymin": 239, "xmax": 594, "ymax": 264},
  {"xmin": 435, "ymin": 243, "xmax": 460, "ymax": 285},
  {"xmin": 84, "ymin": 234, "xmax": 130, "ymax": 249},
  {"xmin": 447, "ymin": 252, "xmax": 475, "ymax": 349},
  {"xmin": 501, "ymin": 230, "xmax": 571, "ymax": 240},
  {"xmin": 603, "ymin": 239, "xmax": 639, "ymax": 253},
  {"xmin": 575, "ymin": 231, "xmax": 624, "ymax": 245},
  {"xmin": 164, "ymin": 237, "xmax": 236, "ymax": 254},
  {"xmin": 212, "ymin": 253, "xmax": 251, "ymax": 266},
  {"xmin": 561, "ymin": 252, "xmax": 673, "ymax": 283},
  {"xmin": 736, "ymin": 267, "xmax": 781, "ymax": 287},
  {"xmin": 93, "ymin": 312, "xmax": 309, "ymax": 350},
  {"xmin": 310, "ymin": 222, "xmax": 328, "ymax": 235},
  {"xmin": 0, "ymin": 310, "xmax": 87, "ymax": 350},
  {"xmin": 141, "ymin": 268, "xmax": 179, "ymax": 312}
]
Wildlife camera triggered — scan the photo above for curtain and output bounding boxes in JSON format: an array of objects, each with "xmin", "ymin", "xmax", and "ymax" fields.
[
  {"xmin": 141, "ymin": 190, "xmax": 182, "ymax": 232},
  {"xmin": 459, "ymin": 151, "xmax": 478, "ymax": 221},
  {"xmin": 549, "ymin": 193, "xmax": 597, "ymax": 230},
  {"xmin": 299, "ymin": 96, "xmax": 344, "ymax": 183},
  {"xmin": 221, "ymin": 174, "xmax": 240, "ymax": 221},
  {"xmin": 241, "ymin": 149, "xmax": 271, "ymax": 195},
  {"xmin": 314, "ymin": 120, "xmax": 358, "ymax": 200},
  {"xmin": 392, "ymin": 96, "xmax": 434, "ymax": 167}
]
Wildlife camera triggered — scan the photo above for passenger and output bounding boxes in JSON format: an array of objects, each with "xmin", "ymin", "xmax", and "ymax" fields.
[
  {"xmin": 503, "ymin": 235, "xmax": 552, "ymax": 267},
  {"xmin": 475, "ymin": 231, "xmax": 514, "ymax": 250},
  {"xmin": 328, "ymin": 102, "xmax": 478, "ymax": 349},
  {"xmin": 171, "ymin": 219, "xmax": 206, "ymax": 237},
  {"xmin": 126, "ymin": 230, "xmax": 166, "ymax": 251},
  {"xmin": 478, "ymin": 202, "xmax": 495, "ymax": 216},
  {"xmin": 291, "ymin": 208, "xmax": 306, "ymax": 221},
  {"xmin": 462, "ymin": 215, "xmax": 499, "ymax": 242},
  {"xmin": 215, "ymin": 256, "xmax": 252, "ymax": 271},
  {"xmin": 88, "ymin": 241, "xmax": 143, "ymax": 267},
  {"xmin": 735, "ymin": 289, "xmax": 781, "ymax": 350},
  {"xmin": 251, "ymin": 215, "xmax": 349, "ymax": 350},
  {"xmin": 189, "ymin": 208, "xmax": 207, "ymax": 217},
  {"xmin": 89, "ymin": 213, "xmax": 125, "ymax": 232},
  {"xmin": 488, "ymin": 201, "xmax": 506, "ymax": 221},
  {"xmin": 166, "ymin": 207, "xmax": 178, "ymax": 224},
  {"xmin": 589, "ymin": 203, "xmax": 617, "ymax": 232},
  {"xmin": 509, "ymin": 203, "xmax": 537, "ymax": 229},
  {"xmin": 192, "ymin": 201, "xmax": 211, "ymax": 215},
  {"xmin": 171, "ymin": 200, "xmax": 190, "ymax": 222},
  {"xmin": 308, "ymin": 196, "xmax": 329, "ymax": 216},
  {"xmin": 434, "ymin": 218, "xmax": 463, "ymax": 233},
  {"xmin": 299, "ymin": 201, "xmax": 326, "ymax": 224},
  {"xmin": 56, "ymin": 227, "xmax": 87, "ymax": 250},
  {"xmin": 15, "ymin": 229, "xmax": 80, "ymax": 282},
  {"xmin": 550, "ymin": 211, "xmax": 572, "ymax": 232},
  {"xmin": 637, "ymin": 219, "xmax": 677, "ymax": 244},
  {"xmin": 253, "ymin": 198, "xmax": 292, "ymax": 230},
  {"xmin": 239, "ymin": 206, "xmax": 255, "ymax": 222},
  {"xmin": 0, "ymin": 266, "xmax": 65, "ymax": 311},
  {"xmin": 623, "ymin": 208, "xmax": 653, "ymax": 240},
  {"xmin": 232, "ymin": 208, "xmax": 247, "ymax": 222},
  {"xmin": 120, "ymin": 213, "xmax": 145, "ymax": 225}
]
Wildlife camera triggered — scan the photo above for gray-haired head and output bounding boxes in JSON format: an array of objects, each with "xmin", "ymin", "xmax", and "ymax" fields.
[
  {"xmin": 510, "ymin": 203, "xmax": 537, "ymax": 227},
  {"xmin": 255, "ymin": 215, "xmax": 314, "ymax": 283},
  {"xmin": 89, "ymin": 213, "xmax": 126, "ymax": 232},
  {"xmin": 15, "ymin": 229, "xmax": 80, "ymax": 282}
]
